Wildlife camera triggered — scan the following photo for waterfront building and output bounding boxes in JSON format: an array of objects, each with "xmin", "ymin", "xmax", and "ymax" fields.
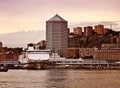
[
  {"xmin": 0, "ymin": 47, "xmax": 6, "ymax": 53},
  {"xmin": 94, "ymin": 49, "xmax": 120, "ymax": 61},
  {"xmin": 67, "ymin": 48, "xmax": 94, "ymax": 59},
  {"xmin": 0, "ymin": 47, "xmax": 22, "ymax": 61},
  {"xmin": 79, "ymin": 48, "xmax": 94, "ymax": 58},
  {"xmin": 67, "ymin": 48, "xmax": 79, "ymax": 58},
  {"xmin": 73, "ymin": 27, "xmax": 82, "ymax": 36},
  {"xmin": 101, "ymin": 44, "xmax": 120, "ymax": 49},
  {"xmin": 46, "ymin": 14, "xmax": 68, "ymax": 57}
]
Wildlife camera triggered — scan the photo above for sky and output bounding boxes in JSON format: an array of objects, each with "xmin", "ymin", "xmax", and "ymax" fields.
[
  {"xmin": 0, "ymin": 0, "xmax": 120, "ymax": 34},
  {"xmin": 0, "ymin": 0, "xmax": 120, "ymax": 47}
]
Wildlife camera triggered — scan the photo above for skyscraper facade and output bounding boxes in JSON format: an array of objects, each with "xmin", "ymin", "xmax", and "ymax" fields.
[{"xmin": 46, "ymin": 14, "xmax": 68, "ymax": 57}]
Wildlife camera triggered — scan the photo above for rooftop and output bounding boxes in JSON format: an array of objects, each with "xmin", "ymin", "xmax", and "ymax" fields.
[{"xmin": 47, "ymin": 14, "xmax": 66, "ymax": 22}]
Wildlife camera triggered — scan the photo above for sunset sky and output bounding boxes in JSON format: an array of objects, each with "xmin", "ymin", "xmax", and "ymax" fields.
[{"xmin": 0, "ymin": 0, "xmax": 120, "ymax": 34}]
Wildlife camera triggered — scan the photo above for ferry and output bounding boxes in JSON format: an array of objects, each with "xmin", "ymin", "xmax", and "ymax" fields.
[{"xmin": 19, "ymin": 44, "xmax": 50, "ymax": 69}]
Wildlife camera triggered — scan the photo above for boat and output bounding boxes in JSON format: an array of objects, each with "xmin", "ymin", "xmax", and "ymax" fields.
[
  {"xmin": 0, "ymin": 65, "xmax": 8, "ymax": 72},
  {"xmin": 19, "ymin": 44, "xmax": 51, "ymax": 69}
]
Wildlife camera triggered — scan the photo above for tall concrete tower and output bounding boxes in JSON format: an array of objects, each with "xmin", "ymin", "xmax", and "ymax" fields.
[{"xmin": 46, "ymin": 14, "xmax": 68, "ymax": 57}]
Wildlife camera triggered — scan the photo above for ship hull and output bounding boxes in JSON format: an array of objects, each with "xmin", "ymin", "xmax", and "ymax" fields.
[{"xmin": 25, "ymin": 59, "xmax": 48, "ymax": 70}]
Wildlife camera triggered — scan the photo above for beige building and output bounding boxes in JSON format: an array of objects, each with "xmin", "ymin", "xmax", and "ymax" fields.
[{"xmin": 94, "ymin": 49, "xmax": 120, "ymax": 61}]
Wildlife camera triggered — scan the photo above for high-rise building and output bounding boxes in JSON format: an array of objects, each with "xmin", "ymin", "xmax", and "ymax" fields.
[
  {"xmin": 84, "ymin": 26, "xmax": 93, "ymax": 37},
  {"xmin": 97, "ymin": 24, "xmax": 104, "ymax": 35},
  {"xmin": 73, "ymin": 27, "xmax": 82, "ymax": 36},
  {"xmin": 46, "ymin": 14, "xmax": 68, "ymax": 57}
]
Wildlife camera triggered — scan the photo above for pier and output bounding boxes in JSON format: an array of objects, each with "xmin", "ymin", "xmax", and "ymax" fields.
[
  {"xmin": 0, "ymin": 59, "xmax": 20, "ymax": 69},
  {"xmin": 0, "ymin": 58, "xmax": 120, "ymax": 70},
  {"xmin": 48, "ymin": 59, "xmax": 120, "ymax": 69}
]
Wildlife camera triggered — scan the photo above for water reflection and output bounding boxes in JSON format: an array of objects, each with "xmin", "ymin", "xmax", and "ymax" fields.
[
  {"xmin": 0, "ymin": 69, "xmax": 120, "ymax": 88},
  {"xmin": 45, "ymin": 69, "xmax": 120, "ymax": 88},
  {"xmin": 46, "ymin": 69, "xmax": 68, "ymax": 88}
]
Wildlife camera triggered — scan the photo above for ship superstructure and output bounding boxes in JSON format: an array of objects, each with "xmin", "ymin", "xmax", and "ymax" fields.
[{"xmin": 19, "ymin": 44, "xmax": 50, "ymax": 69}]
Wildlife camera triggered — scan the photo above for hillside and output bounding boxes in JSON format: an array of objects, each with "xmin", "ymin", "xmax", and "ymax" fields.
[{"xmin": 68, "ymin": 30, "xmax": 120, "ymax": 48}]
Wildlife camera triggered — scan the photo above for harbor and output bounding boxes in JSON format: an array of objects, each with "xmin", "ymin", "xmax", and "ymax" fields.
[
  {"xmin": 1, "ymin": 58, "xmax": 120, "ymax": 70},
  {"xmin": 0, "ymin": 0, "xmax": 120, "ymax": 88},
  {"xmin": 0, "ymin": 15, "xmax": 120, "ymax": 71},
  {"xmin": 1, "ymin": 44, "xmax": 120, "ymax": 70}
]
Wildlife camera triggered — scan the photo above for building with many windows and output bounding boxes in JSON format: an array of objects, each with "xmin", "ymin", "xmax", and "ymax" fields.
[
  {"xmin": 93, "ymin": 49, "xmax": 120, "ymax": 61},
  {"xmin": 46, "ymin": 14, "xmax": 68, "ymax": 57}
]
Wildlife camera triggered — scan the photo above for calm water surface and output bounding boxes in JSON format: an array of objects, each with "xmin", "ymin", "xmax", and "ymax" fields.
[{"xmin": 0, "ymin": 69, "xmax": 120, "ymax": 88}]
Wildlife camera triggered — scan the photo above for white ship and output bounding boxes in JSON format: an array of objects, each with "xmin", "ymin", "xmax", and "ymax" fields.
[{"xmin": 19, "ymin": 45, "xmax": 50, "ymax": 69}]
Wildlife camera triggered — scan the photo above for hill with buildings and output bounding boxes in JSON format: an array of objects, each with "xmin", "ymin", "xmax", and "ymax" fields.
[{"xmin": 68, "ymin": 25, "xmax": 120, "ymax": 48}]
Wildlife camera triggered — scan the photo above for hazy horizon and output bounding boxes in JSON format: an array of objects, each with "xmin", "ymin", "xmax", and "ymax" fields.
[{"xmin": 0, "ymin": 30, "xmax": 45, "ymax": 48}]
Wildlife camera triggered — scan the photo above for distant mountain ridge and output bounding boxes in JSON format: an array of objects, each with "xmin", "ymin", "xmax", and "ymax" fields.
[{"xmin": 0, "ymin": 30, "xmax": 45, "ymax": 48}]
